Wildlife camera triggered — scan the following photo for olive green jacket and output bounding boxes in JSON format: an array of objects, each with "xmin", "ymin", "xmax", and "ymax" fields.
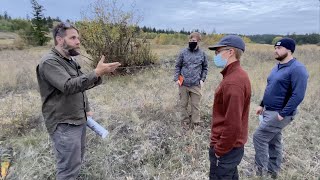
[{"xmin": 36, "ymin": 48, "xmax": 102, "ymax": 134}]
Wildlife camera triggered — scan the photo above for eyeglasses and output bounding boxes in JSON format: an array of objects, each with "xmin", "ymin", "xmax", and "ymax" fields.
[{"xmin": 215, "ymin": 48, "xmax": 230, "ymax": 55}]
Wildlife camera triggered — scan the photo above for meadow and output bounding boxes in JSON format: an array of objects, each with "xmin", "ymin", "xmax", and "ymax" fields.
[{"xmin": 0, "ymin": 37, "xmax": 319, "ymax": 179}]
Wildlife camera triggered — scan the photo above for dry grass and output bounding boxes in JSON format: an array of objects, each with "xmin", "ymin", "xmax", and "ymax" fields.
[
  {"xmin": 0, "ymin": 43, "xmax": 319, "ymax": 180},
  {"xmin": 0, "ymin": 48, "xmax": 45, "ymax": 93},
  {"xmin": 0, "ymin": 32, "xmax": 27, "ymax": 50}
]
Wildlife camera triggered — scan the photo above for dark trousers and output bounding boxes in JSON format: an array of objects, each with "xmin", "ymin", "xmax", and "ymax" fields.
[
  {"xmin": 51, "ymin": 123, "xmax": 86, "ymax": 180},
  {"xmin": 209, "ymin": 147, "xmax": 244, "ymax": 180}
]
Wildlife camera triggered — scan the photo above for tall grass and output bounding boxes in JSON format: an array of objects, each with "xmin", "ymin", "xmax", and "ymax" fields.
[{"xmin": 0, "ymin": 43, "xmax": 319, "ymax": 179}]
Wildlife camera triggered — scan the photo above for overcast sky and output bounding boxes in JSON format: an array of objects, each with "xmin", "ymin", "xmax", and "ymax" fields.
[{"xmin": 1, "ymin": 0, "xmax": 319, "ymax": 35}]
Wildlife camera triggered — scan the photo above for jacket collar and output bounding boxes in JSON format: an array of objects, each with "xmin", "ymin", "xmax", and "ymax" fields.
[
  {"xmin": 51, "ymin": 47, "xmax": 79, "ymax": 70},
  {"xmin": 51, "ymin": 47, "xmax": 73, "ymax": 62},
  {"xmin": 277, "ymin": 58, "xmax": 296, "ymax": 69},
  {"xmin": 188, "ymin": 47, "xmax": 200, "ymax": 52},
  {"xmin": 221, "ymin": 60, "xmax": 240, "ymax": 77}
]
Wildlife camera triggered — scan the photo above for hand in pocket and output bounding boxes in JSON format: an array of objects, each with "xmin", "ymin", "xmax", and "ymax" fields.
[{"xmin": 277, "ymin": 114, "xmax": 284, "ymax": 121}]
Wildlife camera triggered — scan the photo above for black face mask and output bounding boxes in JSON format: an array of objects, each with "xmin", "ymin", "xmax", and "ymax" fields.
[{"xmin": 189, "ymin": 41, "xmax": 198, "ymax": 51}]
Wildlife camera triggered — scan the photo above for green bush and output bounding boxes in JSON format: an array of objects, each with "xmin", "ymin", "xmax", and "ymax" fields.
[
  {"xmin": 78, "ymin": 0, "xmax": 157, "ymax": 68},
  {"xmin": 139, "ymin": 32, "xmax": 158, "ymax": 39},
  {"xmin": 272, "ymin": 36, "xmax": 283, "ymax": 45},
  {"xmin": 154, "ymin": 33, "xmax": 187, "ymax": 45},
  {"xmin": 0, "ymin": 19, "xmax": 13, "ymax": 32},
  {"xmin": 0, "ymin": 18, "xmax": 32, "ymax": 33}
]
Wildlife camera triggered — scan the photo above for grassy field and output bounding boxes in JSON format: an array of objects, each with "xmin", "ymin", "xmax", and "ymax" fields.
[{"xmin": 0, "ymin": 38, "xmax": 319, "ymax": 179}]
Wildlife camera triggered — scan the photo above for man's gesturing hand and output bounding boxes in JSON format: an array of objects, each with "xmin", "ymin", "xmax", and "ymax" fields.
[{"xmin": 95, "ymin": 55, "xmax": 121, "ymax": 77}]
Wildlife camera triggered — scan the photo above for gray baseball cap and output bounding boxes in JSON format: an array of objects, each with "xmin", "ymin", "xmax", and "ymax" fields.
[{"xmin": 208, "ymin": 35, "xmax": 245, "ymax": 52}]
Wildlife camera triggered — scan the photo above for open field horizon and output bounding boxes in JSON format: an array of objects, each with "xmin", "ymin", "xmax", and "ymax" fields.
[{"xmin": 0, "ymin": 38, "xmax": 319, "ymax": 179}]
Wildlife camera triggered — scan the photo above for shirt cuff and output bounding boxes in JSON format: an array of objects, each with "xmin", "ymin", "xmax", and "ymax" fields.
[{"xmin": 260, "ymin": 101, "xmax": 264, "ymax": 107}]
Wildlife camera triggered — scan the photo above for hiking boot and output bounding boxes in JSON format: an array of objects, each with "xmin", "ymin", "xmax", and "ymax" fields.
[
  {"xmin": 256, "ymin": 167, "xmax": 268, "ymax": 179},
  {"xmin": 193, "ymin": 122, "xmax": 201, "ymax": 126},
  {"xmin": 268, "ymin": 171, "xmax": 278, "ymax": 179}
]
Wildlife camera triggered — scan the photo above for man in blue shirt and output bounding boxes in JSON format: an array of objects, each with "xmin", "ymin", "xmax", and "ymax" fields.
[{"xmin": 253, "ymin": 38, "xmax": 308, "ymax": 179}]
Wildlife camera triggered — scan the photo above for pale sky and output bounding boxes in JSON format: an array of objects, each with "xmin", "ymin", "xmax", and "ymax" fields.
[{"xmin": 1, "ymin": 0, "xmax": 319, "ymax": 35}]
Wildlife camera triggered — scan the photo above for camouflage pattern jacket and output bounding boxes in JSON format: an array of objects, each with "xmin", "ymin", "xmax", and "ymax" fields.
[{"xmin": 174, "ymin": 47, "xmax": 208, "ymax": 87}]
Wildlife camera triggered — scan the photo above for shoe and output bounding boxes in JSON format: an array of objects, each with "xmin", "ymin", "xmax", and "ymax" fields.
[
  {"xmin": 181, "ymin": 120, "xmax": 190, "ymax": 127},
  {"xmin": 268, "ymin": 171, "xmax": 278, "ymax": 179},
  {"xmin": 193, "ymin": 122, "xmax": 201, "ymax": 126},
  {"xmin": 256, "ymin": 167, "xmax": 268, "ymax": 178}
]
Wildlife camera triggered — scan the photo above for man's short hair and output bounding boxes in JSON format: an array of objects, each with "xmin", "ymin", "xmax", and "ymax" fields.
[
  {"xmin": 53, "ymin": 22, "xmax": 78, "ymax": 45},
  {"xmin": 189, "ymin": 32, "xmax": 201, "ymax": 41},
  {"xmin": 231, "ymin": 47, "xmax": 243, "ymax": 60}
]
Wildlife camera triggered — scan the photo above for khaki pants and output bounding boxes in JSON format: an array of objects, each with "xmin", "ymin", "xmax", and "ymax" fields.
[{"xmin": 178, "ymin": 85, "xmax": 202, "ymax": 123}]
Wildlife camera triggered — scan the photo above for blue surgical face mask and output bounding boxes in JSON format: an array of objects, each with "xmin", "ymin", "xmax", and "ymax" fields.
[{"xmin": 213, "ymin": 54, "xmax": 227, "ymax": 68}]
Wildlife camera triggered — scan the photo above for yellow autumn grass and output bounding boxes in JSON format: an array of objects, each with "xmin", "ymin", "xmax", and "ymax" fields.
[{"xmin": 0, "ymin": 42, "xmax": 319, "ymax": 179}]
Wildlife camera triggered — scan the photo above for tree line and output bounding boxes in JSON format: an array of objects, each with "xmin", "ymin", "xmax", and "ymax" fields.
[
  {"xmin": 139, "ymin": 26, "xmax": 207, "ymax": 35},
  {"xmin": 0, "ymin": 0, "xmax": 62, "ymax": 46},
  {"xmin": 0, "ymin": 11, "xmax": 61, "ymax": 31},
  {"xmin": 247, "ymin": 34, "xmax": 320, "ymax": 45},
  {"xmin": 1, "ymin": 0, "xmax": 319, "ymax": 47}
]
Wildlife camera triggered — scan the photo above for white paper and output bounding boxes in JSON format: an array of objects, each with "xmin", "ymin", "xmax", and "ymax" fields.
[{"xmin": 87, "ymin": 116, "xmax": 109, "ymax": 138}]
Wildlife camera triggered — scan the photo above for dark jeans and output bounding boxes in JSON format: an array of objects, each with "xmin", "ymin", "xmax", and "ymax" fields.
[
  {"xmin": 51, "ymin": 123, "xmax": 86, "ymax": 180},
  {"xmin": 209, "ymin": 146, "xmax": 244, "ymax": 180}
]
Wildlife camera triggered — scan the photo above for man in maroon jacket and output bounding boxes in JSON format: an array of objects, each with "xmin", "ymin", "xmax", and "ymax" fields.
[{"xmin": 208, "ymin": 35, "xmax": 251, "ymax": 180}]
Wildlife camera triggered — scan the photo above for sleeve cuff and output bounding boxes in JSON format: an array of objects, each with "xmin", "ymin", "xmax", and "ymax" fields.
[
  {"xmin": 88, "ymin": 71, "xmax": 102, "ymax": 84},
  {"xmin": 279, "ymin": 112, "xmax": 286, "ymax": 117},
  {"xmin": 87, "ymin": 71, "xmax": 98, "ymax": 81},
  {"xmin": 85, "ymin": 106, "xmax": 90, "ymax": 112},
  {"xmin": 214, "ymin": 149, "xmax": 224, "ymax": 157},
  {"xmin": 260, "ymin": 100, "xmax": 264, "ymax": 107}
]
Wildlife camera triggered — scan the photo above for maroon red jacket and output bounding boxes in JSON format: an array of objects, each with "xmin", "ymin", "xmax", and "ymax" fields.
[{"xmin": 210, "ymin": 61, "xmax": 251, "ymax": 156}]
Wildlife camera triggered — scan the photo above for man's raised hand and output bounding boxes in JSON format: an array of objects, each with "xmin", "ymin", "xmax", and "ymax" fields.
[{"xmin": 95, "ymin": 55, "xmax": 121, "ymax": 77}]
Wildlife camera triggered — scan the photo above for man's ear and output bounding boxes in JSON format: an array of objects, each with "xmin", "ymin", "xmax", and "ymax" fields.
[
  {"xmin": 228, "ymin": 48, "xmax": 234, "ymax": 55},
  {"xmin": 56, "ymin": 36, "xmax": 63, "ymax": 45}
]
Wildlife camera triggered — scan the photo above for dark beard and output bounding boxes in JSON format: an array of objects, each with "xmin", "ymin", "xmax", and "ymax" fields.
[
  {"xmin": 67, "ymin": 49, "xmax": 80, "ymax": 56},
  {"xmin": 62, "ymin": 41, "xmax": 80, "ymax": 57},
  {"xmin": 275, "ymin": 52, "xmax": 288, "ymax": 61}
]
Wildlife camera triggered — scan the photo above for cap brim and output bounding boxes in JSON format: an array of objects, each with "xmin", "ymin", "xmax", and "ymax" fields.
[{"xmin": 208, "ymin": 44, "xmax": 227, "ymax": 50}]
